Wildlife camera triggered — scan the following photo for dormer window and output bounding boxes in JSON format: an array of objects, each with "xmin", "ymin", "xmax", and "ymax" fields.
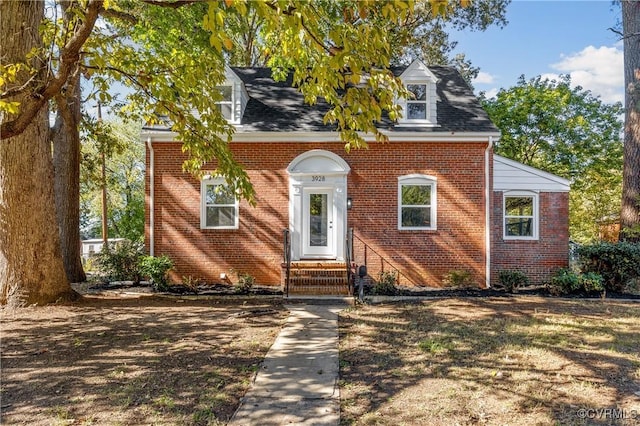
[
  {"xmin": 406, "ymin": 84, "xmax": 427, "ymax": 120},
  {"xmin": 396, "ymin": 60, "xmax": 438, "ymax": 127},
  {"xmin": 216, "ymin": 86, "xmax": 233, "ymax": 120},
  {"xmin": 215, "ymin": 66, "xmax": 249, "ymax": 125}
]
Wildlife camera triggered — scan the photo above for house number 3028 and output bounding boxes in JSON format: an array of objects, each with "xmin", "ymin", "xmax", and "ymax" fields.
[{"xmin": 312, "ymin": 175, "xmax": 326, "ymax": 182}]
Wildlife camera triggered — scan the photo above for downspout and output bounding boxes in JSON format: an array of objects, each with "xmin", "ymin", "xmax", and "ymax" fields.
[
  {"xmin": 146, "ymin": 136, "xmax": 155, "ymax": 257},
  {"xmin": 485, "ymin": 136, "xmax": 494, "ymax": 288}
]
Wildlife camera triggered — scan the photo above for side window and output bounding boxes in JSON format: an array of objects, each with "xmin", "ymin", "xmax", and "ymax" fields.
[
  {"xmin": 398, "ymin": 175, "xmax": 437, "ymax": 230},
  {"xmin": 503, "ymin": 192, "xmax": 538, "ymax": 239},
  {"xmin": 216, "ymin": 86, "xmax": 233, "ymax": 121},
  {"xmin": 201, "ymin": 178, "xmax": 239, "ymax": 229}
]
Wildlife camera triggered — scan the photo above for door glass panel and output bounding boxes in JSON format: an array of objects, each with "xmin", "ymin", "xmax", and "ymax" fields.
[{"xmin": 309, "ymin": 193, "xmax": 328, "ymax": 247}]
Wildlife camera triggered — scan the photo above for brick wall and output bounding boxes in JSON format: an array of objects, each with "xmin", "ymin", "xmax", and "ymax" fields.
[
  {"xmin": 146, "ymin": 141, "xmax": 490, "ymax": 287},
  {"xmin": 490, "ymin": 191, "xmax": 569, "ymax": 285}
]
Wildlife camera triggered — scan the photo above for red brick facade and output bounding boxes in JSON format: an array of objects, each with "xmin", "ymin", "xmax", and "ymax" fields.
[
  {"xmin": 490, "ymin": 191, "xmax": 570, "ymax": 285},
  {"xmin": 145, "ymin": 140, "xmax": 569, "ymax": 288}
]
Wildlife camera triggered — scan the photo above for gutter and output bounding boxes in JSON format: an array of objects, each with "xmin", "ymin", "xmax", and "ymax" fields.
[
  {"xmin": 146, "ymin": 137, "xmax": 155, "ymax": 257},
  {"xmin": 485, "ymin": 136, "xmax": 494, "ymax": 288}
]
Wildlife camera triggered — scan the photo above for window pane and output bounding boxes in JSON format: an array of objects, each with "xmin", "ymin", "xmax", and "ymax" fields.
[
  {"xmin": 505, "ymin": 197, "xmax": 533, "ymax": 216},
  {"xmin": 402, "ymin": 184, "xmax": 430, "ymax": 205},
  {"xmin": 216, "ymin": 86, "xmax": 232, "ymax": 101},
  {"xmin": 216, "ymin": 103, "xmax": 233, "ymax": 120},
  {"xmin": 407, "ymin": 103, "xmax": 426, "ymax": 120},
  {"xmin": 309, "ymin": 193, "xmax": 328, "ymax": 247},
  {"xmin": 506, "ymin": 218, "xmax": 533, "ymax": 237},
  {"xmin": 407, "ymin": 84, "xmax": 426, "ymax": 100},
  {"xmin": 206, "ymin": 206, "xmax": 236, "ymax": 227},
  {"xmin": 402, "ymin": 207, "xmax": 431, "ymax": 227},
  {"xmin": 206, "ymin": 184, "xmax": 235, "ymax": 205}
]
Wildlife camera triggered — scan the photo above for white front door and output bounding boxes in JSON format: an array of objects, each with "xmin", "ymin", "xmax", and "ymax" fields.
[{"xmin": 302, "ymin": 188, "xmax": 335, "ymax": 258}]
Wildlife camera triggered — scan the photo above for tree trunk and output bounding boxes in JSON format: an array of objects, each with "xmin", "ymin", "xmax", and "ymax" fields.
[
  {"xmin": 620, "ymin": 0, "xmax": 640, "ymax": 242},
  {"xmin": 0, "ymin": 0, "xmax": 76, "ymax": 305},
  {"xmin": 52, "ymin": 72, "xmax": 86, "ymax": 283}
]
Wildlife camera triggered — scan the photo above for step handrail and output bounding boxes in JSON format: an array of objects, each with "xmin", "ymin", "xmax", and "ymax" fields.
[{"xmin": 283, "ymin": 229, "xmax": 291, "ymax": 297}]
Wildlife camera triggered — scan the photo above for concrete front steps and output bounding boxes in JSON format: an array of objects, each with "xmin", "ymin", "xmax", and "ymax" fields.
[{"xmin": 283, "ymin": 261, "xmax": 352, "ymax": 295}]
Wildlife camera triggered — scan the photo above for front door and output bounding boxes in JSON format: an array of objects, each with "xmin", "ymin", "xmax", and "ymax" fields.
[{"xmin": 302, "ymin": 188, "xmax": 335, "ymax": 258}]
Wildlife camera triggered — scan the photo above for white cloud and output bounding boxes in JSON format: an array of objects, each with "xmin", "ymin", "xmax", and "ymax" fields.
[
  {"xmin": 474, "ymin": 71, "xmax": 495, "ymax": 85},
  {"xmin": 550, "ymin": 45, "xmax": 623, "ymax": 104}
]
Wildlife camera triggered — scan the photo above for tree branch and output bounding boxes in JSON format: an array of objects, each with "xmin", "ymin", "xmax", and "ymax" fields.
[{"xmin": 1, "ymin": 0, "xmax": 102, "ymax": 140}]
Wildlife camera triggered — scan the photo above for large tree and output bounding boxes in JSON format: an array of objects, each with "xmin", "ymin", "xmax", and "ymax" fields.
[
  {"xmin": 620, "ymin": 0, "xmax": 640, "ymax": 241},
  {"xmin": 0, "ymin": 0, "xmax": 96, "ymax": 304},
  {"xmin": 2, "ymin": 0, "xmax": 484, "ymax": 304},
  {"xmin": 482, "ymin": 75, "xmax": 624, "ymax": 243}
]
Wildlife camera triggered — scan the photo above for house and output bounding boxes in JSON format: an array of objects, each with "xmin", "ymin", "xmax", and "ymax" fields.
[
  {"xmin": 142, "ymin": 60, "xmax": 570, "ymax": 294},
  {"xmin": 81, "ymin": 238, "xmax": 126, "ymax": 261}
]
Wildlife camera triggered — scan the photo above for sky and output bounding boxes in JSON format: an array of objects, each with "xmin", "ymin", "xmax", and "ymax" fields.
[{"xmin": 452, "ymin": 0, "xmax": 624, "ymax": 104}]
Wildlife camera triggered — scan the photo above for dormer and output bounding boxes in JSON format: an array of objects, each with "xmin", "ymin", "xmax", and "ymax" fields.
[
  {"xmin": 216, "ymin": 66, "xmax": 249, "ymax": 125},
  {"xmin": 396, "ymin": 60, "xmax": 438, "ymax": 127}
]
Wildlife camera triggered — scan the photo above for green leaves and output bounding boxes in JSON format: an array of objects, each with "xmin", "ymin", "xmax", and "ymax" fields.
[{"xmin": 483, "ymin": 75, "xmax": 624, "ymax": 243}]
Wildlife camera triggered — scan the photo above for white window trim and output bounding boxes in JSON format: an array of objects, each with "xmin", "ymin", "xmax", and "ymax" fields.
[
  {"xmin": 398, "ymin": 174, "xmax": 437, "ymax": 230},
  {"xmin": 201, "ymin": 176, "xmax": 239, "ymax": 230},
  {"xmin": 216, "ymin": 85, "xmax": 235, "ymax": 123},
  {"xmin": 397, "ymin": 80, "xmax": 437, "ymax": 127},
  {"xmin": 503, "ymin": 191, "xmax": 539, "ymax": 241}
]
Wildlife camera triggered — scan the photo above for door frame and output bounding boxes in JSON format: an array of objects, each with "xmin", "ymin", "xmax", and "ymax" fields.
[{"xmin": 287, "ymin": 150, "xmax": 350, "ymax": 261}]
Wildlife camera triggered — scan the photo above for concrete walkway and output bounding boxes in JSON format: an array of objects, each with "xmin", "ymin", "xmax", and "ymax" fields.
[{"xmin": 229, "ymin": 304, "xmax": 346, "ymax": 426}]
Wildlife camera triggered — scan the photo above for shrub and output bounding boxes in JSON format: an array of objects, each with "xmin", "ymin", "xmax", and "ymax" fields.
[
  {"xmin": 577, "ymin": 242, "xmax": 640, "ymax": 292},
  {"xmin": 139, "ymin": 255, "xmax": 173, "ymax": 291},
  {"xmin": 94, "ymin": 240, "xmax": 144, "ymax": 283},
  {"xmin": 234, "ymin": 272, "xmax": 255, "ymax": 294},
  {"xmin": 373, "ymin": 271, "xmax": 398, "ymax": 295},
  {"xmin": 181, "ymin": 275, "xmax": 202, "ymax": 293},
  {"xmin": 497, "ymin": 270, "xmax": 530, "ymax": 293},
  {"xmin": 548, "ymin": 268, "xmax": 604, "ymax": 295},
  {"xmin": 442, "ymin": 270, "xmax": 474, "ymax": 288}
]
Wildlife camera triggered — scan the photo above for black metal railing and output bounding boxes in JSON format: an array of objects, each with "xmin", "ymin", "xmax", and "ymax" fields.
[
  {"xmin": 283, "ymin": 229, "xmax": 291, "ymax": 297},
  {"xmin": 345, "ymin": 227, "xmax": 354, "ymax": 295},
  {"xmin": 351, "ymin": 231, "xmax": 407, "ymax": 285}
]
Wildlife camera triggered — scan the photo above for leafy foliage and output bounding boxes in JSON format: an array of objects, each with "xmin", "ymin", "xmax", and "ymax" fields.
[
  {"xmin": 548, "ymin": 268, "xmax": 604, "ymax": 295},
  {"xmin": 139, "ymin": 255, "xmax": 174, "ymax": 292},
  {"xmin": 81, "ymin": 119, "xmax": 144, "ymax": 241},
  {"xmin": 497, "ymin": 270, "xmax": 529, "ymax": 293},
  {"xmin": 442, "ymin": 269, "xmax": 474, "ymax": 287},
  {"xmin": 234, "ymin": 271, "xmax": 255, "ymax": 294},
  {"xmin": 482, "ymin": 75, "xmax": 624, "ymax": 243},
  {"xmin": 94, "ymin": 240, "xmax": 145, "ymax": 283},
  {"xmin": 373, "ymin": 271, "xmax": 398, "ymax": 295},
  {"xmin": 576, "ymin": 242, "xmax": 640, "ymax": 292}
]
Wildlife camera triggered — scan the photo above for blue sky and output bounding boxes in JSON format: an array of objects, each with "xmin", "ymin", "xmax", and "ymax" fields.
[{"xmin": 452, "ymin": 0, "xmax": 624, "ymax": 104}]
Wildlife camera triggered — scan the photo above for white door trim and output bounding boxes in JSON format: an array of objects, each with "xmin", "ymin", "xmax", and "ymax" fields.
[{"xmin": 287, "ymin": 150, "xmax": 350, "ymax": 261}]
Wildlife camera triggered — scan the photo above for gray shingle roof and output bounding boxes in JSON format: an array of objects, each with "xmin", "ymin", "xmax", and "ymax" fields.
[
  {"xmin": 233, "ymin": 65, "xmax": 497, "ymax": 133},
  {"xmin": 143, "ymin": 65, "xmax": 498, "ymax": 134}
]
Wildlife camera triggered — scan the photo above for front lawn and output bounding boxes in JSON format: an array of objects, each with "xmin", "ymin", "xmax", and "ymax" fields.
[
  {"xmin": 339, "ymin": 297, "xmax": 640, "ymax": 425},
  {"xmin": 1, "ymin": 296, "xmax": 287, "ymax": 425}
]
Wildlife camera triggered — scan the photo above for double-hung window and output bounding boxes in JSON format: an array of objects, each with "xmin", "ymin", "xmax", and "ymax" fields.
[
  {"xmin": 201, "ymin": 177, "xmax": 239, "ymax": 229},
  {"xmin": 398, "ymin": 175, "xmax": 437, "ymax": 230},
  {"xmin": 406, "ymin": 84, "xmax": 428, "ymax": 120},
  {"xmin": 503, "ymin": 192, "xmax": 538, "ymax": 240},
  {"xmin": 216, "ymin": 86, "xmax": 233, "ymax": 121}
]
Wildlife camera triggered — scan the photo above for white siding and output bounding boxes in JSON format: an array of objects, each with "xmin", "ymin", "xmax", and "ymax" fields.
[{"xmin": 493, "ymin": 155, "xmax": 570, "ymax": 192}]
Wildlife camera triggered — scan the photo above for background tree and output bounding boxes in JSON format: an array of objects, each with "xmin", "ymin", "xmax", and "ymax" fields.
[
  {"xmin": 482, "ymin": 75, "xmax": 624, "ymax": 243},
  {"xmin": 620, "ymin": 0, "xmax": 640, "ymax": 241},
  {"xmin": 80, "ymin": 119, "xmax": 145, "ymax": 242}
]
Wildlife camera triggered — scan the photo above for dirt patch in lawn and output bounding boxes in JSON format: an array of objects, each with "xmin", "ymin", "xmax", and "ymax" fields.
[
  {"xmin": 339, "ymin": 297, "xmax": 640, "ymax": 425},
  {"xmin": 1, "ymin": 295, "xmax": 288, "ymax": 425}
]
